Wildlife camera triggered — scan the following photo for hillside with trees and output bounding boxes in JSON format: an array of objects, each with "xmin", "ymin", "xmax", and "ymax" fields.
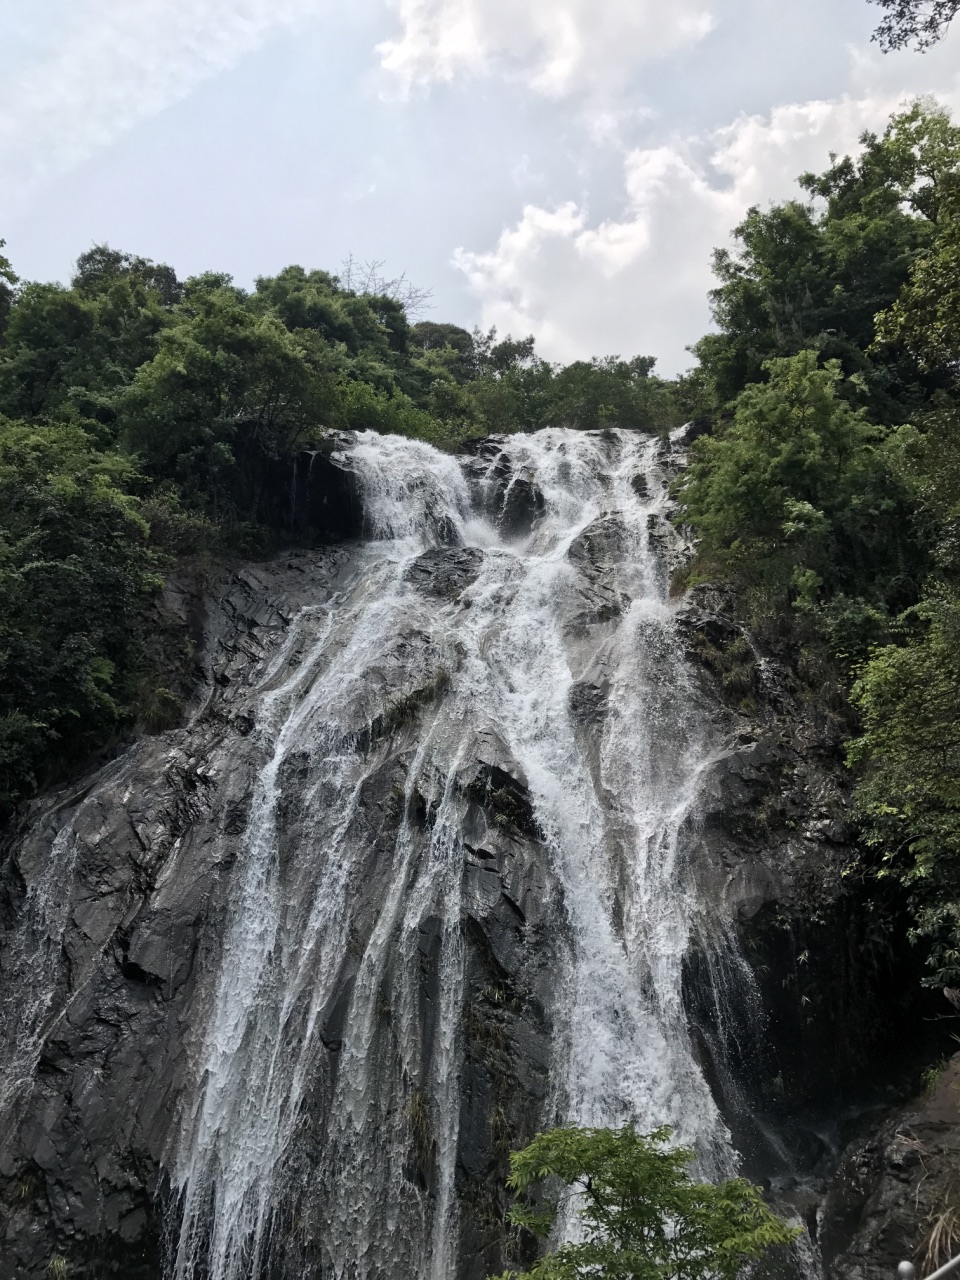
[
  {"xmin": 0, "ymin": 247, "xmax": 679, "ymax": 816},
  {"xmin": 3, "ymin": 98, "xmax": 960, "ymax": 1001}
]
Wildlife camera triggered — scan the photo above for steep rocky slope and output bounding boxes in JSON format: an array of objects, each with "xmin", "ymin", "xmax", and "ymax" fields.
[{"xmin": 0, "ymin": 429, "xmax": 945, "ymax": 1280}]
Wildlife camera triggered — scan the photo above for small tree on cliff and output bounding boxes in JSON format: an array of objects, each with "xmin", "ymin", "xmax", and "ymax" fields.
[{"xmin": 491, "ymin": 1125, "xmax": 799, "ymax": 1280}]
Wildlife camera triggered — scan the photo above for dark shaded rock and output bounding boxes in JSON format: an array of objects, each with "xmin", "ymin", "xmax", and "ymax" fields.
[
  {"xmin": 676, "ymin": 582, "xmax": 949, "ymax": 1272},
  {"xmin": 0, "ymin": 549, "xmax": 566, "ymax": 1280},
  {"xmin": 568, "ymin": 678, "xmax": 609, "ymax": 724},
  {"xmin": 460, "ymin": 439, "xmax": 546, "ymax": 539},
  {"xmin": 498, "ymin": 477, "xmax": 545, "ymax": 538},
  {"xmin": 0, "ymin": 553, "xmax": 352, "ymax": 1279},
  {"xmin": 406, "ymin": 547, "xmax": 485, "ymax": 599},
  {"xmin": 565, "ymin": 515, "xmax": 629, "ymax": 628},
  {"xmin": 673, "ymin": 417, "xmax": 712, "ymax": 447},
  {"xmin": 255, "ymin": 440, "xmax": 363, "ymax": 543},
  {"xmin": 822, "ymin": 1054, "xmax": 960, "ymax": 1278}
]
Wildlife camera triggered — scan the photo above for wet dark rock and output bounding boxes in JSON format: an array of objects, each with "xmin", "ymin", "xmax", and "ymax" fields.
[
  {"xmin": 564, "ymin": 515, "xmax": 631, "ymax": 629},
  {"xmin": 0, "ymin": 550, "xmax": 564, "ymax": 1280},
  {"xmin": 0, "ymin": 553, "xmax": 350, "ymax": 1278},
  {"xmin": 255, "ymin": 439, "xmax": 363, "ymax": 543},
  {"xmin": 406, "ymin": 547, "xmax": 485, "ymax": 599},
  {"xmin": 568, "ymin": 678, "xmax": 609, "ymax": 724},
  {"xmin": 461, "ymin": 439, "xmax": 546, "ymax": 538},
  {"xmin": 498, "ymin": 477, "xmax": 546, "ymax": 538},
  {"xmin": 673, "ymin": 417, "xmax": 712, "ymax": 447},
  {"xmin": 821, "ymin": 1055, "xmax": 960, "ymax": 1278},
  {"xmin": 677, "ymin": 584, "xmax": 947, "ymax": 1272}
]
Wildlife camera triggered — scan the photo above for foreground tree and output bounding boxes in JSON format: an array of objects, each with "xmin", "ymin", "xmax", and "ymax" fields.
[
  {"xmin": 869, "ymin": 0, "xmax": 960, "ymax": 50},
  {"xmin": 491, "ymin": 1126, "xmax": 798, "ymax": 1280}
]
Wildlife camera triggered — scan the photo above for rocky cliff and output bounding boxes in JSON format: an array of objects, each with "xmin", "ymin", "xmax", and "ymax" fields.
[{"xmin": 0, "ymin": 428, "xmax": 946, "ymax": 1280}]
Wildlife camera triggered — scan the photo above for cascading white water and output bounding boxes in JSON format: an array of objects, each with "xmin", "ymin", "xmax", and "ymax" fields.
[{"xmin": 170, "ymin": 426, "xmax": 733, "ymax": 1280}]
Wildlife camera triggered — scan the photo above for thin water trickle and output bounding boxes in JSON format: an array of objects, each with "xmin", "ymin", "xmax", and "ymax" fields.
[
  {"xmin": 168, "ymin": 427, "xmax": 740, "ymax": 1278},
  {"xmin": 0, "ymin": 827, "xmax": 79, "ymax": 1119}
]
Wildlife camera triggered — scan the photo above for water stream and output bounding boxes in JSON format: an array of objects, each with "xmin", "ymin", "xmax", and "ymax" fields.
[{"xmin": 169, "ymin": 426, "xmax": 735, "ymax": 1278}]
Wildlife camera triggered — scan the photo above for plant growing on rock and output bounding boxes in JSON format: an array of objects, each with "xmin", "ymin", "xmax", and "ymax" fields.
[{"xmin": 490, "ymin": 1124, "xmax": 799, "ymax": 1279}]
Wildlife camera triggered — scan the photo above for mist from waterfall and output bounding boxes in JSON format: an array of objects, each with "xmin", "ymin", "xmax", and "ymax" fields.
[{"xmin": 169, "ymin": 426, "xmax": 733, "ymax": 1280}]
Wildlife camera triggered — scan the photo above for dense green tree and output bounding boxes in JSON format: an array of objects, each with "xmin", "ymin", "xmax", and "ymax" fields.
[
  {"xmin": 410, "ymin": 320, "xmax": 475, "ymax": 371},
  {"xmin": 492, "ymin": 1125, "xmax": 798, "ymax": 1280},
  {"xmin": 252, "ymin": 264, "xmax": 429, "ymax": 400},
  {"xmin": 438, "ymin": 330, "xmax": 678, "ymax": 436},
  {"xmin": 473, "ymin": 327, "xmax": 538, "ymax": 377},
  {"xmin": 694, "ymin": 103, "xmax": 960, "ymax": 421},
  {"xmin": 875, "ymin": 176, "xmax": 960, "ymax": 374},
  {"xmin": 676, "ymin": 350, "xmax": 920, "ymax": 652},
  {"xmin": 119, "ymin": 280, "xmax": 338, "ymax": 518},
  {"xmin": 467, "ymin": 359, "xmax": 555, "ymax": 435},
  {"xmin": 849, "ymin": 593, "xmax": 960, "ymax": 985},
  {"xmin": 545, "ymin": 356, "xmax": 676, "ymax": 432},
  {"xmin": 843, "ymin": 149, "xmax": 960, "ymax": 985},
  {"xmin": 0, "ymin": 246, "xmax": 176, "ymax": 428},
  {"xmin": 72, "ymin": 244, "xmax": 182, "ymax": 307},
  {"xmin": 0, "ymin": 239, "xmax": 17, "ymax": 342},
  {"xmin": 0, "ymin": 419, "xmax": 161, "ymax": 815}
]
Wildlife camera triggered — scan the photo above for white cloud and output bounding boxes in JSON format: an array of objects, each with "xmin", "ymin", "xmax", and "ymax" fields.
[
  {"xmin": 454, "ymin": 62, "xmax": 960, "ymax": 376},
  {"xmin": 377, "ymin": 0, "xmax": 714, "ymax": 97},
  {"xmin": 0, "ymin": 0, "xmax": 324, "ymax": 218}
]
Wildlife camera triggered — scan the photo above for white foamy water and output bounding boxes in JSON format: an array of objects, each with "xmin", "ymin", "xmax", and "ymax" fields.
[{"xmin": 169, "ymin": 427, "xmax": 734, "ymax": 1279}]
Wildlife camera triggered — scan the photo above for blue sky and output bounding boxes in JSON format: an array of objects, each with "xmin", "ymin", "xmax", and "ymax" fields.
[{"xmin": 2, "ymin": 0, "xmax": 959, "ymax": 374}]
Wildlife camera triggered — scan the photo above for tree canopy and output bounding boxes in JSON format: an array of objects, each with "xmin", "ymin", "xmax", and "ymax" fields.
[
  {"xmin": 693, "ymin": 102, "xmax": 960, "ymax": 422},
  {"xmin": 0, "ymin": 420, "xmax": 162, "ymax": 809},
  {"xmin": 492, "ymin": 1125, "xmax": 798, "ymax": 1280},
  {"xmin": 678, "ymin": 97, "xmax": 960, "ymax": 986},
  {"xmin": 0, "ymin": 241, "xmax": 677, "ymax": 816}
]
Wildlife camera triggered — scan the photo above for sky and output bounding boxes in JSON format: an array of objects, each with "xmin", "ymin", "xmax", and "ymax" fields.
[{"xmin": 1, "ymin": 0, "xmax": 959, "ymax": 375}]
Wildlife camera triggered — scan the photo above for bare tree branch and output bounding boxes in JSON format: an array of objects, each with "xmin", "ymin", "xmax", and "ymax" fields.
[
  {"xmin": 869, "ymin": 0, "xmax": 960, "ymax": 51},
  {"xmin": 339, "ymin": 254, "xmax": 434, "ymax": 318}
]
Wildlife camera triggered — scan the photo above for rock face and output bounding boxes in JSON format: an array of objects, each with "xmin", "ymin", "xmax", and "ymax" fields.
[
  {"xmin": 0, "ymin": 428, "xmax": 943, "ymax": 1280},
  {"xmin": 676, "ymin": 587, "xmax": 946, "ymax": 1272},
  {"xmin": 0, "ymin": 555, "xmax": 352, "ymax": 1279},
  {"xmin": 821, "ymin": 1054, "xmax": 960, "ymax": 1277},
  {"xmin": 254, "ymin": 440, "xmax": 364, "ymax": 543}
]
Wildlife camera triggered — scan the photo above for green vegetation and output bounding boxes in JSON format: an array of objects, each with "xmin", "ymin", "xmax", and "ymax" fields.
[
  {"xmin": 491, "ymin": 1125, "xmax": 798, "ymax": 1279},
  {"xmin": 672, "ymin": 100, "xmax": 960, "ymax": 988},
  {"xmin": 5, "ymin": 92, "xmax": 960, "ymax": 997},
  {"xmin": 0, "ymin": 245, "xmax": 677, "ymax": 817},
  {"xmin": 0, "ymin": 422, "xmax": 161, "ymax": 809},
  {"xmin": 676, "ymin": 349, "xmax": 919, "ymax": 659},
  {"xmin": 847, "ymin": 593, "xmax": 960, "ymax": 986},
  {"xmin": 689, "ymin": 101, "xmax": 960, "ymax": 421}
]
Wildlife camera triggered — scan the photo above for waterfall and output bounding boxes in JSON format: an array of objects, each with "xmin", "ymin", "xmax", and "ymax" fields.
[{"xmin": 168, "ymin": 426, "xmax": 735, "ymax": 1279}]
